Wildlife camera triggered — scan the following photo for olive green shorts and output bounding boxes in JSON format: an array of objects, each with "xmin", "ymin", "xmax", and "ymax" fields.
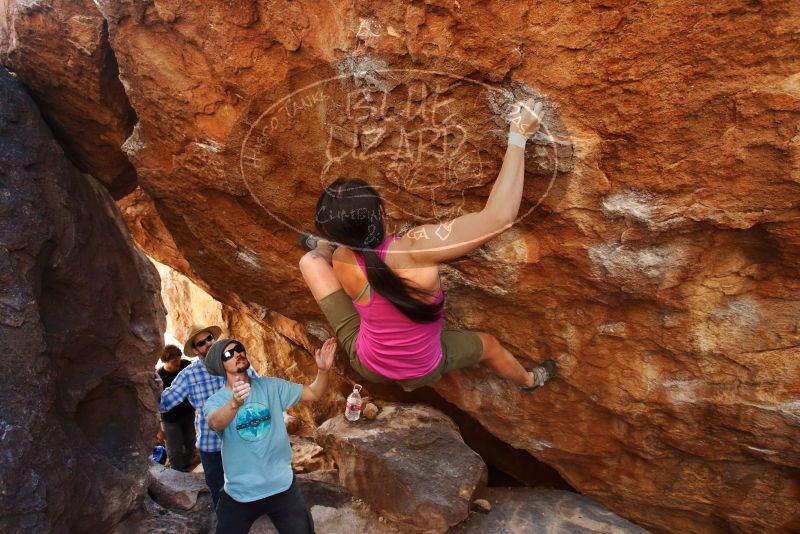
[{"xmin": 317, "ymin": 289, "xmax": 484, "ymax": 392}]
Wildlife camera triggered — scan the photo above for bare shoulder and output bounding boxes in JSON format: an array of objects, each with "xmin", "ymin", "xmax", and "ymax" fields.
[
  {"xmin": 331, "ymin": 246, "xmax": 366, "ymax": 298},
  {"xmin": 386, "ymin": 235, "xmax": 441, "ymax": 291},
  {"xmin": 333, "ymin": 247, "xmax": 361, "ymax": 287},
  {"xmin": 391, "ymin": 231, "xmax": 437, "ymax": 268}
]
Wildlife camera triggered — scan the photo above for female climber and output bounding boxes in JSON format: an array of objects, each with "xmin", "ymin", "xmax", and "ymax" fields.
[{"xmin": 297, "ymin": 101, "xmax": 556, "ymax": 393}]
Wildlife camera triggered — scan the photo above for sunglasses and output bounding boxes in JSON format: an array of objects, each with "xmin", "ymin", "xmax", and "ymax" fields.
[
  {"xmin": 194, "ymin": 334, "xmax": 214, "ymax": 349},
  {"xmin": 222, "ymin": 342, "xmax": 246, "ymax": 362}
]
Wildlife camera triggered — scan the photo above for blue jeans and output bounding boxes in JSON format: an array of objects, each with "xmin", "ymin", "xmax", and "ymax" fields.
[{"xmin": 199, "ymin": 450, "xmax": 224, "ymax": 507}]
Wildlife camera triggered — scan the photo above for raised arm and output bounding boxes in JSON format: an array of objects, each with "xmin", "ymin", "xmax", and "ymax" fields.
[
  {"xmin": 401, "ymin": 101, "xmax": 543, "ymax": 265},
  {"xmin": 301, "ymin": 338, "xmax": 336, "ymax": 402}
]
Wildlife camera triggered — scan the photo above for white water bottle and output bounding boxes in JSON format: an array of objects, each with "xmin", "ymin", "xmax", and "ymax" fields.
[{"xmin": 345, "ymin": 385, "xmax": 363, "ymax": 421}]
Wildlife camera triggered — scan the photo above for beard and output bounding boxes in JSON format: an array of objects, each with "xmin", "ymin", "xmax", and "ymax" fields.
[{"xmin": 235, "ymin": 357, "xmax": 250, "ymax": 372}]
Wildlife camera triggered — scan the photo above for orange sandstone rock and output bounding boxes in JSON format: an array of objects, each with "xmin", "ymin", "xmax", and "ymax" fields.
[
  {"xmin": 0, "ymin": 0, "xmax": 137, "ymax": 197},
  {"xmin": 4, "ymin": 0, "xmax": 800, "ymax": 532}
]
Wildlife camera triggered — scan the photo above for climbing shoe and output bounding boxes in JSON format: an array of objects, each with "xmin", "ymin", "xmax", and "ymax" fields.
[{"xmin": 519, "ymin": 359, "xmax": 556, "ymax": 393}]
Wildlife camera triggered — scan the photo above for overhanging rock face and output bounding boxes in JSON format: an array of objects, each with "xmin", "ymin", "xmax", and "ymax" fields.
[
  {"xmin": 0, "ymin": 66, "xmax": 165, "ymax": 533},
  {"xmin": 3, "ymin": 0, "xmax": 800, "ymax": 532},
  {"xmin": 0, "ymin": 0, "xmax": 138, "ymax": 197}
]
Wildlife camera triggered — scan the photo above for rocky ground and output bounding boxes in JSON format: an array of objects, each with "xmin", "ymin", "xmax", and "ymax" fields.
[{"xmin": 119, "ymin": 403, "xmax": 646, "ymax": 533}]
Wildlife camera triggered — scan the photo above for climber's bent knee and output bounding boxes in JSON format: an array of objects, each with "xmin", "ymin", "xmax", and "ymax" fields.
[
  {"xmin": 298, "ymin": 250, "xmax": 330, "ymax": 272},
  {"xmin": 299, "ymin": 252, "xmax": 342, "ymax": 301}
]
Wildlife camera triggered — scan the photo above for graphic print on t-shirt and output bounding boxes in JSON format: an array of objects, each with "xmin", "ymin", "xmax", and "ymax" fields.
[{"xmin": 234, "ymin": 402, "xmax": 271, "ymax": 442}]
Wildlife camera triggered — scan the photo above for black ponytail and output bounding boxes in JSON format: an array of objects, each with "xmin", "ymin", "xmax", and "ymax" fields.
[{"xmin": 315, "ymin": 178, "xmax": 443, "ymax": 323}]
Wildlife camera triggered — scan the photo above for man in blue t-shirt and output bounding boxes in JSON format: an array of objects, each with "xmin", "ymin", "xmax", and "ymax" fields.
[{"xmin": 203, "ymin": 336, "xmax": 336, "ymax": 534}]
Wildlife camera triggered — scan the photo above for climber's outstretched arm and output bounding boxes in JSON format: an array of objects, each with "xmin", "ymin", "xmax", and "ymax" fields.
[{"xmin": 399, "ymin": 101, "xmax": 543, "ymax": 265}]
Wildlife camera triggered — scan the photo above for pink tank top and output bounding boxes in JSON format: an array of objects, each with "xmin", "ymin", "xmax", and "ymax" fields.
[{"xmin": 353, "ymin": 236, "xmax": 445, "ymax": 380}]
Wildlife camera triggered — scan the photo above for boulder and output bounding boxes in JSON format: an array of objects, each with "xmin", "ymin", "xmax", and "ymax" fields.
[
  {"xmin": 315, "ymin": 404, "xmax": 487, "ymax": 532},
  {"xmin": 295, "ymin": 475, "xmax": 352, "ymax": 509},
  {"xmin": 4, "ymin": 0, "xmax": 800, "ymax": 531},
  {"xmin": 148, "ymin": 463, "xmax": 208, "ymax": 510},
  {"xmin": 471, "ymin": 499, "xmax": 491, "ymax": 514},
  {"xmin": 0, "ymin": 0, "xmax": 137, "ymax": 197},
  {"xmin": 299, "ymin": 468, "xmax": 340, "ymax": 486},
  {"xmin": 113, "ymin": 494, "xmax": 213, "ymax": 534},
  {"xmin": 112, "ymin": 496, "xmax": 194, "ymax": 534},
  {"xmin": 0, "ymin": 66, "xmax": 164, "ymax": 533},
  {"xmin": 285, "ymin": 414, "xmax": 301, "ymax": 435},
  {"xmin": 290, "ymin": 435, "xmax": 335, "ymax": 474},
  {"xmin": 455, "ymin": 488, "xmax": 648, "ymax": 534}
]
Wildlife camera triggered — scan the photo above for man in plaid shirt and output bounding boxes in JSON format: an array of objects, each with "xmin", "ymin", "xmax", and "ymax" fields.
[{"xmin": 160, "ymin": 324, "xmax": 257, "ymax": 507}]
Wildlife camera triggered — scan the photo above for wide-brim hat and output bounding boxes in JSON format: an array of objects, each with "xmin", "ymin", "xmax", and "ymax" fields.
[{"xmin": 183, "ymin": 324, "xmax": 223, "ymax": 356}]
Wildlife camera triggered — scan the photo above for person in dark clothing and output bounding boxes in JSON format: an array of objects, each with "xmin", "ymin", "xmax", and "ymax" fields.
[{"xmin": 158, "ymin": 344, "xmax": 196, "ymax": 471}]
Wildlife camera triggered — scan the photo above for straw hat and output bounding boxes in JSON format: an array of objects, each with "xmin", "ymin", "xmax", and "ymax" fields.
[{"xmin": 183, "ymin": 324, "xmax": 223, "ymax": 356}]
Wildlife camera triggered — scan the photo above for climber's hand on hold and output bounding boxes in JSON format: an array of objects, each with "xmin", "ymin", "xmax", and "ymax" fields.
[
  {"xmin": 396, "ymin": 101, "xmax": 540, "ymax": 265},
  {"xmin": 509, "ymin": 100, "xmax": 544, "ymax": 138}
]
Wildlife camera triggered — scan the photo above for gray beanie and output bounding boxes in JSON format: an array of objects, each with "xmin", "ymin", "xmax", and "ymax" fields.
[{"xmin": 205, "ymin": 338, "xmax": 234, "ymax": 377}]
